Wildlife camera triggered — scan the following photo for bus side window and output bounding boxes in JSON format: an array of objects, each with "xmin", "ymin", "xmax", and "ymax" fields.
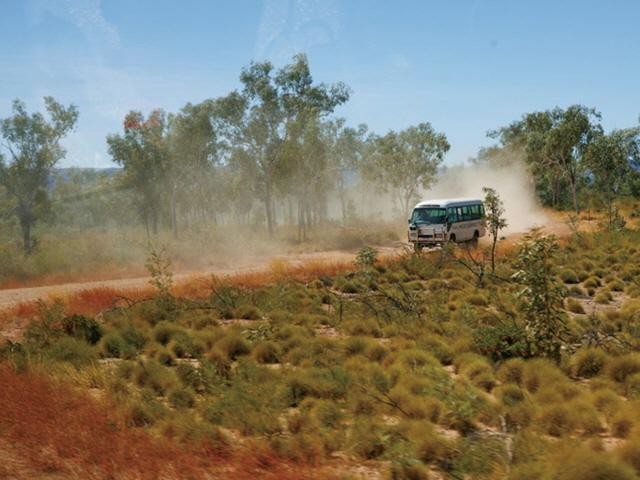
[
  {"xmin": 447, "ymin": 207, "xmax": 457, "ymax": 223},
  {"xmin": 480, "ymin": 204, "xmax": 485, "ymax": 217},
  {"xmin": 470, "ymin": 204, "xmax": 480, "ymax": 220}
]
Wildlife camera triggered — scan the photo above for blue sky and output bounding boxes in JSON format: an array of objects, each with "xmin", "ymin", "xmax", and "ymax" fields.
[{"xmin": 1, "ymin": 0, "xmax": 639, "ymax": 168}]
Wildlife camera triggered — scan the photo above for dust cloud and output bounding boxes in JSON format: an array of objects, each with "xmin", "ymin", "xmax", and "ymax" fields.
[{"xmin": 423, "ymin": 159, "xmax": 549, "ymax": 234}]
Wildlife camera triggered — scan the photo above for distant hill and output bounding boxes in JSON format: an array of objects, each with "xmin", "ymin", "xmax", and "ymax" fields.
[{"xmin": 49, "ymin": 167, "xmax": 122, "ymax": 189}]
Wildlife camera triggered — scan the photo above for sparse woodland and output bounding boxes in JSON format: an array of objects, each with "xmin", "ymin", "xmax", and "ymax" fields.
[{"xmin": 3, "ymin": 54, "xmax": 640, "ymax": 479}]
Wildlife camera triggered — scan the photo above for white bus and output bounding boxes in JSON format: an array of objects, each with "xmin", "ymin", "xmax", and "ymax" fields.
[{"xmin": 408, "ymin": 198, "xmax": 486, "ymax": 251}]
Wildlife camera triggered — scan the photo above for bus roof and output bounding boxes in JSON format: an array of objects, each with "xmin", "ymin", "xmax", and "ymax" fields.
[{"xmin": 413, "ymin": 198, "xmax": 483, "ymax": 209}]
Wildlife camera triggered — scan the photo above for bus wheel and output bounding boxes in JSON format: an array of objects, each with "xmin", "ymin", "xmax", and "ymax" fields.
[
  {"xmin": 448, "ymin": 234, "xmax": 456, "ymax": 243},
  {"xmin": 414, "ymin": 243, "xmax": 423, "ymax": 253},
  {"xmin": 470, "ymin": 230, "xmax": 479, "ymax": 246}
]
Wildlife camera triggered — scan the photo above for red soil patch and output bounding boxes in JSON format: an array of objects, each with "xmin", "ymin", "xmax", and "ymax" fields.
[{"xmin": 0, "ymin": 366, "xmax": 310, "ymax": 479}]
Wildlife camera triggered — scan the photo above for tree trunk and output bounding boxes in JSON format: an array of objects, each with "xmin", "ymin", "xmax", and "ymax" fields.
[
  {"xmin": 265, "ymin": 180, "xmax": 274, "ymax": 238},
  {"xmin": 338, "ymin": 175, "xmax": 347, "ymax": 224},
  {"xmin": 569, "ymin": 177, "xmax": 579, "ymax": 213},
  {"xmin": 491, "ymin": 234, "xmax": 498, "ymax": 274},
  {"xmin": 20, "ymin": 217, "xmax": 32, "ymax": 256},
  {"xmin": 170, "ymin": 186, "xmax": 179, "ymax": 240}
]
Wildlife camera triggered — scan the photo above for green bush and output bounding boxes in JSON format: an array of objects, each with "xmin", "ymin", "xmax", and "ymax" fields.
[
  {"xmin": 473, "ymin": 322, "xmax": 529, "ymax": 361},
  {"xmin": 61, "ymin": 315, "xmax": 103, "ymax": 345},
  {"xmin": 100, "ymin": 333, "xmax": 136, "ymax": 359},
  {"xmin": 133, "ymin": 359, "xmax": 177, "ymax": 395},
  {"xmin": 47, "ymin": 337, "xmax": 97, "ymax": 367}
]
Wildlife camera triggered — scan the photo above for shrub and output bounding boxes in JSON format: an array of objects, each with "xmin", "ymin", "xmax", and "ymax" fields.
[
  {"xmin": 473, "ymin": 322, "xmax": 529, "ymax": 361},
  {"xmin": 61, "ymin": 315, "xmax": 102, "ymax": 345},
  {"xmin": 349, "ymin": 420, "xmax": 386, "ymax": 459},
  {"xmin": 206, "ymin": 348, "xmax": 232, "ymax": 377},
  {"xmin": 497, "ymin": 358, "xmax": 526, "ymax": 385},
  {"xmin": 618, "ymin": 434, "xmax": 640, "ymax": 473},
  {"xmin": 343, "ymin": 318, "xmax": 382, "ymax": 337},
  {"xmin": 168, "ymin": 388, "xmax": 196, "ymax": 409},
  {"xmin": 522, "ymin": 359, "xmax": 565, "ymax": 393},
  {"xmin": 253, "ymin": 341, "xmax": 280, "ymax": 364},
  {"xmin": 560, "ymin": 269, "xmax": 580, "ymax": 284},
  {"xmin": 537, "ymin": 401, "xmax": 600, "ymax": 437},
  {"xmin": 153, "ymin": 322, "xmax": 181, "ymax": 346},
  {"xmin": 608, "ymin": 354, "xmax": 640, "ymax": 383},
  {"xmin": 100, "ymin": 333, "xmax": 136, "ymax": 359},
  {"xmin": 155, "ymin": 347, "xmax": 176, "ymax": 366},
  {"xmin": 126, "ymin": 402, "xmax": 155, "ymax": 427},
  {"xmin": 570, "ymin": 348, "xmax": 608, "ymax": 378},
  {"xmin": 235, "ymin": 305, "xmax": 263, "ymax": 320},
  {"xmin": 417, "ymin": 334, "xmax": 454, "ymax": 365},
  {"xmin": 568, "ymin": 285, "xmax": 585, "ymax": 297},
  {"xmin": 47, "ymin": 337, "xmax": 97, "ymax": 367},
  {"xmin": 590, "ymin": 388, "xmax": 622, "ymax": 416},
  {"xmin": 610, "ymin": 280, "xmax": 625, "ymax": 292},
  {"xmin": 120, "ymin": 324, "xmax": 147, "ymax": 351},
  {"xmin": 595, "ymin": 292, "xmax": 611, "ymax": 304},
  {"xmin": 552, "ymin": 447, "xmax": 637, "ymax": 480},
  {"xmin": 497, "ymin": 384, "xmax": 525, "ymax": 406},
  {"xmin": 611, "ymin": 405, "xmax": 638, "ymax": 438},
  {"xmin": 583, "ymin": 277, "xmax": 601, "ymax": 288},
  {"xmin": 396, "ymin": 349, "xmax": 439, "ymax": 371},
  {"xmin": 365, "ymin": 343, "xmax": 388, "ymax": 363},
  {"xmin": 566, "ymin": 298, "xmax": 585, "ymax": 314},
  {"xmin": 344, "ymin": 336, "xmax": 369, "ymax": 356},
  {"xmin": 389, "ymin": 463, "xmax": 430, "ymax": 480},
  {"xmin": 217, "ymin": 334, "xmax": 250, "ymax": 360},
  {"xmin": 626, "ymin": 373, "xmax": 640, "ymax": 397},
  {"xmin": 467, "ymin": 293, "xmax": 489, "ymax": 306},
  {"xmin": 133, "ymin": 360, "xmax": 177, "ymax": 395},
  {"xmin": 538, "ymin": 403, "xmax": 576, "ymax": 436}
]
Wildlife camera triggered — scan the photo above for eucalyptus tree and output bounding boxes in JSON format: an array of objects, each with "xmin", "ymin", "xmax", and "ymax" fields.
[
  {"xmin": 219, "ymin": 54, "xmax": 349, "ymax": 237},
  {"xmin": 490, "ymin": 106, "xmax": 602, "ymax": 211},
  {"xmin": 584, "ymin": 127, "xmax": 640, "ymax": 227},
  {"xmin": 0, "ymin": 97, "xmax": 78, "ymax": 254},
  {"xmin": 368, "ymin": 122, "xmax": 449, "ymax": 217},
  {"xmin": 107, "ymin": 110, "xmax": 170, "ymax": 238},
  {"xmin": 482, "ymin": 187, "xmax": 507, "ymax": 274},
  {"xmin": 167, "ymin": 100, "xmax": 219, "ymax": 236},
  {"xmin": 324, "ymin": 119, "xmax": 368, "ymax": 223}
]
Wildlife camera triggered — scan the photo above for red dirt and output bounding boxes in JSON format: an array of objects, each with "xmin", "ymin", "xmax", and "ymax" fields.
[{"xmin": 0, "ymin": 366, "xmax": 312, "ymax": 479}]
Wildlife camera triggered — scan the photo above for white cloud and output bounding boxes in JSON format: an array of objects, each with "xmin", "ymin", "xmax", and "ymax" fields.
[
  {"xmin": 27, "ymin": 0, "xmax": 120, "ymax": 49},
  {"xmin": 255, "ymin": 0, "xmax": 342, "ymax": 63}
]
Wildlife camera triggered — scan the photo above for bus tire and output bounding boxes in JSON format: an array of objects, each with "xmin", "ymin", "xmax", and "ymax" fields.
[
  {"xmin": 414, "ymin": 243, "xmax": 423, "ymax": 253},
  {"xmin": 471, "ymin": 230, "xmax": 479, "ymax": 246},
  {"xmin": 448, "ymin": 234, "xmax": 456, "ymax": 243}
]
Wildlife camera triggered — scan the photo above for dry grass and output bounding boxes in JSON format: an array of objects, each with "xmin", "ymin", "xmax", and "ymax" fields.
[{"xmin": 0, "ymin": 366, "xmax": 309, "ymax": 480}]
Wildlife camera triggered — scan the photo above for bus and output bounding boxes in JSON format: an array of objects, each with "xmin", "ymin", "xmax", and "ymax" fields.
[{"xmin": 408, "ymin": 198, "xmax": 486, "ymax": 251}]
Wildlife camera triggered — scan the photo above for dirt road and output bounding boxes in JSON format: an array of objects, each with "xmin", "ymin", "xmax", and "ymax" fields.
[
  {"xmin": 0, "ymin": 248, "xmax": 395, "ymax": 311},
  {"xmin": 0, "ymin": 211, "xmax": 582, "ymax": 312}
]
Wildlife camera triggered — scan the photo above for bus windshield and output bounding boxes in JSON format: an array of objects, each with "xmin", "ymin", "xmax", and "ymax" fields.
[{"xmin": 411, "ymin": 207, "xmax": 446, "ymax": 225}]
